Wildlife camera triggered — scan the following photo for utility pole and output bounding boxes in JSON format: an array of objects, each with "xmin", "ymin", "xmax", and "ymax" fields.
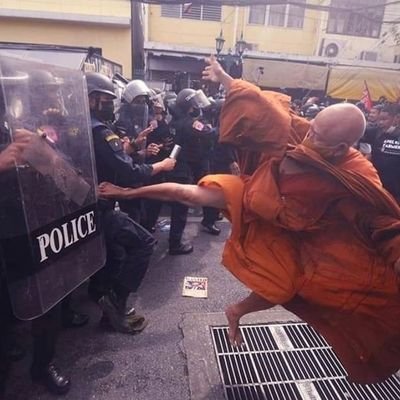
[{"xmin": 130, "ymin": 0, "xmax": 145, "ymax": 79}]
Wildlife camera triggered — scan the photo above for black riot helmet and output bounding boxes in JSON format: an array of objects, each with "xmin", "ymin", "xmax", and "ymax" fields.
[
  {"xmin": 176, "ymin": 88, "xmax": 211, "ymax": 114},
  {"xmin": 29, "ymin": 70, "xmax": 61, "ymax": 88},
  {"xmin": 28, "ymin": 69, "xmax": 65, "ymax": 116},
  {"xmin": 85, "ymin": 72, "xmax": 117, "ymax": 99},
  {"xmin": 304, "ymin": 104, "xmax": 321, "ymax": 120},
  {"xmin": 85, "ymin": 72, "xmax": 116, "ymax": 122}
]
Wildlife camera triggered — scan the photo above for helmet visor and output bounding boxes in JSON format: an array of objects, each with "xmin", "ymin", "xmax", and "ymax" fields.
[{"xmin": 191, "ymin": 90, "xmax": 211, "ymax": 109}]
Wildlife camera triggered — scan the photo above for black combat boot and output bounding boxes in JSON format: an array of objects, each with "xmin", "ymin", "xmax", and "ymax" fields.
[{"xmin": 31, "ymin": 363, "xmax": 71, "ymax": 395}]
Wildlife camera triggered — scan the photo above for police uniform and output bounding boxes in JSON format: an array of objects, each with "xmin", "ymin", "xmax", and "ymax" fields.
[
  {"xmin": 142, "ymin": 117, "xmax": 174, "ymax": 232},
  {"xmin": 89, "ymin": 115, "xmax": 156, "ymax": 320},
  {"xmin": 172, "ymin": 114, "xmax": 219, "ymax": 235}
]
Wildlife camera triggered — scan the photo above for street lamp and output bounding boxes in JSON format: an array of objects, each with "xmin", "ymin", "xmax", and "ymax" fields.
[
  {"xmin": 215, "ymin": 30, "xmax": 246, "ymax": 79},
  {"xmin": 235, "ymin": 32, "xmax": 246, "ymax": 57},
  {"xmin": 215, "ymin": 30, "xmax": 225, "ymax": 56}
]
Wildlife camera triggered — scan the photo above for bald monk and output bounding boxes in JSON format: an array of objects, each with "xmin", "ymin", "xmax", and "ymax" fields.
[{"xmin": 99, "ymin": 57, "xmax": 400, "ymax": 384}]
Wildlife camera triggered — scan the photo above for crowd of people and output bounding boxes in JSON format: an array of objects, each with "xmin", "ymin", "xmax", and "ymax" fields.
[
  {"xmin": 0, "ymin": 57, "xmax": 239, "ymax": 397},
  {"xmin": 291, "ymin": 94, "xmax": 400, "ymax": 202},
  {"xmin": 1, "ymin": 53, "xmax": 400, "ymax": 398}
]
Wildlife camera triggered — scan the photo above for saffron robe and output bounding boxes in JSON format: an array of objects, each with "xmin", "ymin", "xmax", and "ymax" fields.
[{"xmin": 200, "ymin": 80, "xmax": 400, "ymax": 383}]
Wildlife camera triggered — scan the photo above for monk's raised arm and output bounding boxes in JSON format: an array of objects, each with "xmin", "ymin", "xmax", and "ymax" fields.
[{"xmin": 98, "ymin": 181, "xmax": 226, "ymax": 209}]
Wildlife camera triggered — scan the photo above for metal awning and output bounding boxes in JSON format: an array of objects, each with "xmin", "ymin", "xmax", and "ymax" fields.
[
  {"xmin": 243, "ymin": 58, "xmax": 329, "ymax": 91},
  {"xmin": 0, "ymin": 48, "xmax": 86, "ymax": 70},
  {"xmin": 132, "ymin": 1, "xmax": 297, "ymax": 5},
  {"xmin": 327, "ymin": 65, "xmax": 400, "ymax": 102}
]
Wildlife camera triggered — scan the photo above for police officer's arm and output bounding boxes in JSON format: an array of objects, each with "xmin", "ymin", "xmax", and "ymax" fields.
[
  {"xmin": 150, "ymin": 158, "xmax": 175, "ymax": 175},
  {"xmin": 0, "ymin": 129, "xmax": 32, "ymax": 172},
  {"xmin": 93, "ymin": 127, "xmax": 173, "ymax": 186},
  {"xmin": 99, "ymin": 181, "xmax": 226, "ymax": 209}
]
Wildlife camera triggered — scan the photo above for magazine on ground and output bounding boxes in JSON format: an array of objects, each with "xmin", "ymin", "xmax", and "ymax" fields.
[{"xmin": 182, "ymin": 276, "xmax": 208, "ymax": 298}]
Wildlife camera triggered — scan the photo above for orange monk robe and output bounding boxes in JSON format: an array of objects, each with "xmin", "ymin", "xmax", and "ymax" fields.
[{"xmin": 199, "ymin": 80, "xmax": 400, "ymax": 383}]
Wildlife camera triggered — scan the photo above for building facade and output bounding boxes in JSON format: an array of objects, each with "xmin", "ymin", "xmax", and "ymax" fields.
[
  {"xmin": 1, "ymin": 1, "xmax": 400, "ymax": 100},
  {"xmin": 144, "ymin": 0, "xmax": 400, "ymax": 101},
  {"xmin": 0, "ymin": 0, "xmax": 132, "ymax": 76}
]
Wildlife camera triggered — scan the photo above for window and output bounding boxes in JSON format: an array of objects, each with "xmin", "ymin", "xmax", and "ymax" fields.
[
  {"xmin": 327, "ymin": 0, "xmax": 385, "ymax": 38},
  {"xmin": 202, "ymin": 5, "xmax": 222, "ymax": 22},
  {"xmin": 182, "ymin": 5, "xmax": 201, "ymax": 20},
  {"xmin": 287, "ymin": 0, "xmax": 306, "ymax": 29},
  {"xmin": 249, "ymin": 5, "xmax": 266, "ymax": 25},
  {"xmin": 248, "ymin": 2, "xmax": 305, "ymax": 29},
  {"xmin": 268, "ymin": 4, "xmax": 286, "ymax": 27},
  {"xmin": 161, "ymin": 4, "xmax": 221, "ymax": 22},
  {"xmin": 161, "ymin": 4, "xmax": 180, "ymax": 18}
]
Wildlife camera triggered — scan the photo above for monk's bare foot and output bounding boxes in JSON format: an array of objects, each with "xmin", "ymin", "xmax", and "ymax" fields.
[{"xmin": 225, "ymin": 304, "xmax": 243, "ymax": 346}]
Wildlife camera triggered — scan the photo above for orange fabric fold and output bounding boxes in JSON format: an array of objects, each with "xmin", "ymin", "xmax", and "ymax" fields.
[
  {"xmin": 219, "ymin": 80, "xmax": 309, "ymax": 175},
  {"xmin": 200, "ymin": 81, "xmax": 400, "ymax": 383}
]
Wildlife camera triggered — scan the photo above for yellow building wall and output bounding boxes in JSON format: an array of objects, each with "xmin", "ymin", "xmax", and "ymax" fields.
[
  {"xmin": 0, "ymin": 18, "xmax": 131, "ymax": 77},
  {"xmin": 148, "ymin": 4, "xmax": 320, "ymax": 57},
  {"xmin": 241, "ymin": 8, "xmax": 319, "ymax": 56},
  {"xmin": 148, "ymin": 5, "xmax": 237, "ymax": 49},
  {"xmin": 0, "ymin": 0, "xmax": 129, "ymax": 17},
  {"xmin": 0, "ymin": 0, "xmax": 132, "ymax": 76}
]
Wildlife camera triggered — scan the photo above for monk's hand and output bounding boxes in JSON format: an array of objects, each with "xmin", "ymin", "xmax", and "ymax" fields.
[
  {"xmin": 202, "ymin": 55, "xmax": 225, "ymax": 83},
  {"xmin": 98, "ymin": 182, "xmax": 128, "ymax": 199}
]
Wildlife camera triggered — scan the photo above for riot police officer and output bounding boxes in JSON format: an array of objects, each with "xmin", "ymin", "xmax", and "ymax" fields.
[
  {"xmin": 114, "ymin": 79, "xmax": 157, "ymax": 222},
  {"xmin": 114, "ymin": 79, "xmax": 153, "ymax": 145},
  {"xmin": 85, "ymin": 72, "xmax": 175, "ymax": 333},
  {"xmin": 172, "ymin": 88, "xmax": 220, "ymax": 238},
  {"xmin": 0, "ymin": 63, "xmax": 73, "ymax": 396}
]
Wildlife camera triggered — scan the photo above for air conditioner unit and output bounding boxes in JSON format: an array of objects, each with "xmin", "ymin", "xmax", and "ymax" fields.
[
  {"xmin": 318, "ymin": 39, "xmax": 346, "ymax": 58},
  {"xmin": 360, "ymin": 51, "xmax": 378, "ymax": 62}
]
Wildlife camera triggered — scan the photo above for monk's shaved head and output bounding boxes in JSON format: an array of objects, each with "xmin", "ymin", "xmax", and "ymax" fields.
[{"xmin": 312, "ymin": 103, "xmax": 366, "ymax": 147}]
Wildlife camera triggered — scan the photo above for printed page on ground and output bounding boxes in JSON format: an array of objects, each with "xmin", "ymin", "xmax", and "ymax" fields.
[{"xmin": 182, "ymin": 276, "xmax": 208, "ymax": 298}]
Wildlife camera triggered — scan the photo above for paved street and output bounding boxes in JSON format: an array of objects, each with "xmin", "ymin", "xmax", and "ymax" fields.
[{"xmin": 6, "ymin": 216, "xmax": 248, "ymax": 400}]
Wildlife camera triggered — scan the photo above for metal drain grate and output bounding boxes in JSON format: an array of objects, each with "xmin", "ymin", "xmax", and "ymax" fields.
[{"xmin": 211, "ymin": 322, "xmax": 400, "ymax": 400}]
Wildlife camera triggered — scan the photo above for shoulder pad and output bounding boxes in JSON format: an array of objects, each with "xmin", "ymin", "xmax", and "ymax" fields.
[
  {"xmin": 105, "ymin": 133, "xmax": 120, "ymax": 142},
  {"xmin": 103, "ymin": 132, "xmax": 123, "ymax": 152}
]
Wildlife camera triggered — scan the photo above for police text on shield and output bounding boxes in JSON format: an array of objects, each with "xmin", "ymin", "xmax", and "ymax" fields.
[{"xmin": 36, "ymin": 211, "xmax": 96, "ymax": 262}]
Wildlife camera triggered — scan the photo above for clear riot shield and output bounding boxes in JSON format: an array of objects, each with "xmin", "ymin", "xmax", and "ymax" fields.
[
  {"xmin": 114, "ymin": 102, "xmax": 148, "ymax": 141},
  {"xmin": 131, "ymin": 103, "xmax": 149, "ymax": 135},
  {"xmin": 0, "ymin": 55, "xmax": 106, "ymax": 320}
]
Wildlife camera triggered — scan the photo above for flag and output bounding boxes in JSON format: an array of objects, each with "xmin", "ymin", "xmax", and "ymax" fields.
[
  {"xmin": 360, "ymin": 80, "xmax": 373, "ymax": 112},
  {"xmin": 183, "ymin": 3, "xmax": 193, "ymax": 13}
]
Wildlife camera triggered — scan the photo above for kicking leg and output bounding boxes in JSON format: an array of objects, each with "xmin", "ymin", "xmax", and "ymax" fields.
[{"xmin": 225, "ymin": 291, "xmax": 274, "ymax": 346}]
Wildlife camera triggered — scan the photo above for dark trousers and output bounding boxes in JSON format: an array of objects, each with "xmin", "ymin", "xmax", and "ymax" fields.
[
  {"xmin": 143, "ymin": 174, "xmax": 190, "ymax": 248},
  {"xmin": 118, "ymin": 199, "xmax": 143, "ymax": 224},
  {"xmin": 0, "ymin": 278, "xmax": 12, "ymax": 395},
  {"xmin": 0, "ymin": 285, "xmax": 60, "ymax": 395},
  {"xmin": 188, "ymin": 161, "xmax": 218, "ymax": 226},
  {"xmin": 91, "ymin": 210, "xmax": 155, "ymax": 297},
  {"xmin": 31, "ymin": 305, "xmax": 61, "ymax": 371}
]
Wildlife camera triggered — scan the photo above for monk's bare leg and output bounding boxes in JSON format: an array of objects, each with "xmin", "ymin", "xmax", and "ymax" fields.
[{"xmin": 225, "ymin": 291, "xmax": 274, "ymax": 346}]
